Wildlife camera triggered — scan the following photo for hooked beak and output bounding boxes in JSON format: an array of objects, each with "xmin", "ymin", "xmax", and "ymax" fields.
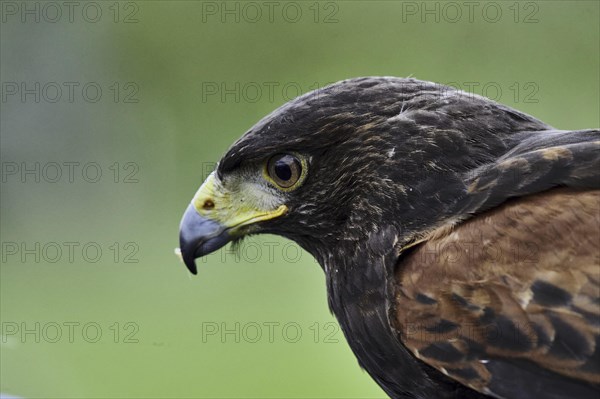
[
  {"xmin": 178, "ymin": 203, "xmax": 230, "ymax": 274},
  {"xmin": 177, "ymin": 172, "xmax": 288, "ymax": 275}
]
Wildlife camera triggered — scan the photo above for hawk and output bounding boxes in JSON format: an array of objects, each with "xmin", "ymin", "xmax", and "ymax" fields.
[{"xmin": 178, "ymin": 77, "xmax": 600, "ymax": 399}]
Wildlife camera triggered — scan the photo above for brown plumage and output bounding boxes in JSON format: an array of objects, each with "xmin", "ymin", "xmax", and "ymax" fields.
[{"xmin": 397, "ymin": 188, "xmax": 600, "ymax": 395}]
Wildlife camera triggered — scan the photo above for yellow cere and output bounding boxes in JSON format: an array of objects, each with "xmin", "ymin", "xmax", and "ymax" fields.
[{"xmin": 191, "ymin": 172, "xmax": 288, "ymax": 230}]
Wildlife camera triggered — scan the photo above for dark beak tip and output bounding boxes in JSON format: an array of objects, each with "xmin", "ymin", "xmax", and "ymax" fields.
[{"xmin": 182, "ymin": 254, "xmax": 198, "ymax": 275}]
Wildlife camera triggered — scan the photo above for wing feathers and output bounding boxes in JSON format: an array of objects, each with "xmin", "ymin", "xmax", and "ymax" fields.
[
  {"xmin": 456, "ymin": 130, "xmax": 599, "ymax": 217},
  {"xmin": 395, "ymin": 188, "xmax": 600, "ymax": 398}
]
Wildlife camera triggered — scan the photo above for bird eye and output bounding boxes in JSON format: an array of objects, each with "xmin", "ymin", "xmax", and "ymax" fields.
[{"xmin": 266, "ymin": 154, "xmax": 303, "ymax": 189}]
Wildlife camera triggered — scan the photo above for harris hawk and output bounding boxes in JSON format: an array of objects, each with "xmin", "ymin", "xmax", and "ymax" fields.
[{"xmin": 178, "ymin": 77, "xmax": 600, "ymax": 399}]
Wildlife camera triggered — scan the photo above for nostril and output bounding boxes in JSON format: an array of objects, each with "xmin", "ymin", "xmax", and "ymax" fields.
[{"xmin": 203, "ymin": 199, "xmax": 215, "ymax": 210}]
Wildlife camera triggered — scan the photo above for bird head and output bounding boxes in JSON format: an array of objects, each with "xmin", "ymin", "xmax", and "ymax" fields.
[{"xmin": 178, "ymin": 77, "xmax": 547, "ymax": 274}]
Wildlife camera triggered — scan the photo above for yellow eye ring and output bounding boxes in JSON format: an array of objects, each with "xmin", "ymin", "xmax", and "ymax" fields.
[{"xmin": 263, "ymin": 153, "xmax": 307, "ymax": 191}]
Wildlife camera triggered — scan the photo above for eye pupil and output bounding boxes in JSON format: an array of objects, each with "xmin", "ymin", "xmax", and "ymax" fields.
[
  {"xmin": 267, "ymin": 153, "xmax": 303, "ymax": 189},
  {"xmin": 274, "ymin": 161, "xmax": 292, "ymax": 181}
]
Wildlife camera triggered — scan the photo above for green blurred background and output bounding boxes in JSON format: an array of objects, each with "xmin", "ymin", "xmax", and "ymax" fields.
[{"xmin": 1, "ymin": 1, "xmax": 598, "ymax": 398}]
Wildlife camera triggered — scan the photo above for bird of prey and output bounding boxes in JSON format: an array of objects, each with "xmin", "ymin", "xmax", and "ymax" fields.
[{"xmin": 178, "ymin": 77, "xmax": 600, "ymax": 399}]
